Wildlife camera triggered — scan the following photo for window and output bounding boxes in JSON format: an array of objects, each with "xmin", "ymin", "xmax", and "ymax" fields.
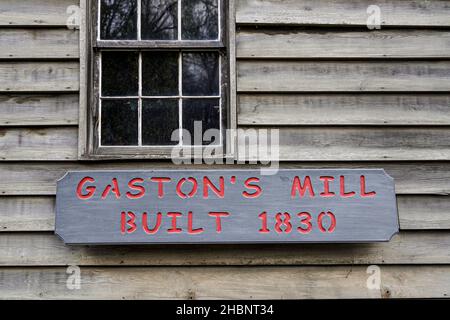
[{"xmin": 79, "ymin": 0, "xmax": 235, "ymax": 159}]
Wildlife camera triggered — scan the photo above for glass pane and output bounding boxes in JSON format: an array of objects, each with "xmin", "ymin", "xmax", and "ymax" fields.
[
  {"xmin": 142, "ymin": 51, "xmax": 179, "ymax": 96},
  {"xmin": 182, "ymin": 98, "xmax": 220, "ymax": 145},
  {"xmin": 102, "ymin": 51, "xmax": 139, "ymax": 96},
  {"xmin": 182, "ymin": 52, "xmax": 219, "ymax": 96},
  {"xmin": 142, "ymin": 99, "xmax": 179, "ymax": 145},
  {"xmin": 100, "ymin": 0, "xmax": 138, "ymax": 40},
  {"xmin": 182, "ymin": 0, "xmax": 218, "ymax": 40},
  {"xmin": 101, "ymin": 99, "xmax": 138, "ymax": 146},
  {"xmin": 141, "ymin": 0, "xmax": 178, "ymax": 40}
]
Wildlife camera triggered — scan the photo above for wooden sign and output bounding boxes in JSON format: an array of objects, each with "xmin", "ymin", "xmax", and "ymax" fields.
[{"xmin": 55, "ymin": 169, "xmax": 399, "ymax": 245}]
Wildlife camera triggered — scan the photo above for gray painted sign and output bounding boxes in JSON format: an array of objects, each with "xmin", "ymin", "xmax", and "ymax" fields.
[{"xmin": 55, "ymin": 169, "xmax": 399, "ymax": 245}]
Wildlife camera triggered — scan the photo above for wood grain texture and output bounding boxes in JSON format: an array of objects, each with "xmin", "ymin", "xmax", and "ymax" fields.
[
  {"xmin": 1, "ymin": 195, "xmax": 448, "ymax": 232},
  {"xmin": 236, "ymin": 0, "xmax": 450, "ymax": 27},
  {"xmin": 0, "ymin": 29, "xmax": 79, "ymax": 59},
  {"xmin": 0, "ymin": 127, "xmax": 78, "ymax": 161},
  {"xmin": 0, "ymin": 62, "xmax": 79, "ymax": 92},
  {"xmin": 0, "ymin": 162, "xmax": 448, "ymax": 195},
  {"xmin": 0, "ymin": 94, "xmax": 78, "ymax": 126},
  {"xmin": 1, "ymin": 265, "xmax": 449, "ymax": 299},
  {"xmin": 237, "ymin": 61, "xmax": 450, "ymax": 92},
  {"xmin": 237, "ymin": 29, "xmax": 450, "ymax": 59},
  {"xmin": 0, "ymin": 0, "xmax": 77, "ymax": 26},
  {"xmin": 238, "ymin": 127, "xmax": 450, "ymax": 161},
  {"xmin": 1, "ymin": 232, "xmax": 450, "ymax": 266},
  {"xmin": 238, "ymin": 94, "xmax": 450, "ymax": 125}
]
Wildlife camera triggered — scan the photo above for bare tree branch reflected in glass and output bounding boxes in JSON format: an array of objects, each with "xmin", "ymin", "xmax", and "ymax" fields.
[
  {"xmin": 182, "ymin": 52, "xmax": 220, "ymax": 96},
  {"xmin": 142, "ymin": 0, "xmax": 178, "ymax": 40},
  {"xmin": 101, "ymin": 0, "xmax": 138, "ymax": 39},
  {"xmin": 182, "ymin": 0, "xmax": 218, "ymax": 40}
]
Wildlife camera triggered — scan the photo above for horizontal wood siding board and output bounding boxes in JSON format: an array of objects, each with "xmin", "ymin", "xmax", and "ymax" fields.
[
  {"xmin": 0, "ymin": 29, "xmax": 79, "ymax": 59},
  {"xmin": 0, "ymin": 0, "xmax": 77, "ymax": 26},
  {"xmin": 1, "ymin": 266, "xmax": 450, "ymax": 299},
  {"xmin": 0, "ymin": 127, "xmax": 78, "ymax": 161},
  {"xmin": 236, "ymin": 0, "xmax": 450, "ymax": 27},
  {"xmin": 0, "ymin": 62, "xmax": 79, "ymax": 92},
  {"xmin": 1, "ymin": 231, "xmax": 450, "ymax": 266},
  {"xmin": 0, "ymin": 94, "xmax": 79, "ymax": 126},
  {"xmin": 237, "ymin": 61, "xmax": 450, "ymax": 92},
  {"xmin": 238, "ymin": 94, "xmax": 450, "ymax": 125},
  {"xmin": 0, "ymin": 162, "xmax": 448, "ymax": 195},
  {"xmin": 237, "ymin": 29, "xmax": 450, "ymax": 59},
  {"xmin": 238, "ymin": 127, "xmax": 450, "ymax": 161},
  {"xmin": 1, "ymin": 195, "xmax": 448, "ymax": 232}
]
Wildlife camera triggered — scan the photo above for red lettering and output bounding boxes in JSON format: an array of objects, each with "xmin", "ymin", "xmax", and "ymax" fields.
[
  {"xmin": 318, "ymin": 211, "xmax": 337, "ymax": 233},
  {"xmin": 275, "ymin": 213, "xmax": 292, "ymax": 234},
  {"xmin": 101, "ymin": 178, "xmax": 121, "ymax": 199},
  {"xmin": 320, "ymin": 176, "xmax": 335, "ymax": 197},
  {"xmin": 188, "ymin": 211, "xmax": 204, "ymax": 234},
  {"xmin": 340, "ymin": 176, "xmax": 356, "ymax": 198},
  {"xmin": 258, "ymin": 212, "xmax": 270, "ymax": 233},
  {"xmin": 167, "ymin": 212, "xmax": 183, "ymax": 233},
  {"xmin": 126, "ymin": 178, "xmax": 145, "ymax": 199},
  {"xmin": 76, "ymin": 177, "xmax": 96, "ymax": 200},
  {"xmin": 150, "ymin": 177, "xmax": 171, "ymax": 198},
  {"xmin": 176, "ymin": 178, "xmax": 198, "ymax": 199},
  {"xmin": 121, "ymin": 211, "xmax": 137, "ymax": 234},
  {"xmin": 243, "ymin": 177, "xmax": 262, "ymax": 198},
  {"xmin": 361, "ymin": 175, "xmax": 377, "ymax": 197},
  {"xmin": 203, "ymin": 176, "xmax": 225, "ymax": 198},
  {"xmin": 142, "ymin": 212, "xmax": 162, "ymax": 234},
  {"xmin": 297, "ymin": 212, "xmax": 312, "ymax": 234},
  {"xmin": 291, "ymin": 176, "xmax": 315, "ymax": 198},
  {"xmin": 208, "ymin": 212, "xmax": 230, "ymax": 233}
]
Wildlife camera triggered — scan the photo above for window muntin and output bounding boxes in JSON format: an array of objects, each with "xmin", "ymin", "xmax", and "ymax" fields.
[{"xmin": 93, "ymin": 0, "xmax": 226, "ymax": 152}]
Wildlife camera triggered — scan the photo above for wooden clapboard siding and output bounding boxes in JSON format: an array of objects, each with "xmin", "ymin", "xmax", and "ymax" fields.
[
  {"xmin": 0, "ymin": 94, "xmax": 78, "ymax": 126},
  {"xmin": 0, "ymin": 0, "xmax": 77, "ymax": 26},
  {"xmin": 236, "ymin": 0, "xmax": 450, "ymax": 27},
  {"xmin": 1, "ymin": 232, "xmax": 450, "ymax": 266},
  {"xmin": 1, "ymin": 266, "xmax": 449, "ymax": 299},
  {"xmin": 1, "ymin": 195, "xmax": 448, "ymax": 232},
  {"xmin": 0, "ymin": 29, "xmax": 79, "ymax": 59},
  {"xmin": 238, "ymin": 61, "xmax": 450, "ymax": 92},
  {"xmin": 0, "ymin": 127, "xmax": 78, "ymax": 161},
  {"xmin": 237, "ymin": 29, "xmax": 450, "ymax": 59},
  {"xmin": 238, "ymin": 94, "xmax": 450, "ymax": 125},
  {"xmin": 0, "ymin": 62, "xmax": 79, "ymax": 92},
  {"xmin": 238, "ymin": 127, "xmax": 450, "ymax": 161}
]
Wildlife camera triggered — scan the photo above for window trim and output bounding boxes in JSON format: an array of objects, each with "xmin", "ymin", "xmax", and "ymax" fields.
[{"xmin": 79, "ymin": 0, "xmax": 236, "ymax": 160}]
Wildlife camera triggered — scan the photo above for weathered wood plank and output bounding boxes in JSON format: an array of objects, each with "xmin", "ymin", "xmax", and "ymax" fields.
[
  {"xmin": 237, "ymin": 29, "xmax": 450, "ymax": 59},
  {"xmin": 236, "ymin": 0, "xmax": 450, "ymax": 27},
  {"xmin": 1, "ymin": 195, "xmax": 448, "ymax": 232},
  {"xmin": 238, "ymin": 127, "xmax": 450, "ymax": 161},
  {"xmin": 1, "ymin": 265, "xmax": 449, "ymax": 299},
  {"xmin": 0, "ymin": 94, "xmax": 78, "ymax": 126},
  {"xmin": 0, "ymin": 62, "xmax": 79, "ymax": 92},
  {"xmin": 238, "ymin": 94, "xmax": 450, "ymax": 125},
  {"xmin": 0, "ymin": 162, "xmax": 448, "ymax": 195},
  {"xmin": 0, "ymin": 0, "xmax": 77, "ymax": 26},
  {"xmin": 238, "ymin": 61, "xmax": 450, "ymax": 92},
  {"xmin": 0, "ymin": 29, "xmax": 79, "ymax": 59},
  {"xmin": 0, "ymin": 127, "xmax": 78, "ymax": 161},
  {"xmin": 1, "ymin": 232, "xmax": 450, "ymax": 266}
]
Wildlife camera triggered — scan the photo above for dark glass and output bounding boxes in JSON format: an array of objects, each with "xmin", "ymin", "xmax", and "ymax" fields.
[
  {"xmin": 182, "ymin": 0, "xmax": 218, "ymax": 40},
  {"xmin": 141, "ymin": 0, "xmax": 178, "ymax": 40},
  {"xmin": 101, "ymin": 99, "xmax": 138, "ymax": 146},
  {"xmin": 142, "ymin": 52, "xmax": 179, "ymax": 96},
  {"xmin": 182, "ymin": 52, "xmax": 219, "ymax": 96},
  {"xmin": 182, "ymin": 98, "xmax": 220, "ymax": 145},
  {"xmin": 102, "ymin": 51, "xmax": 139, "ymax": 96},
  {"xmin": 100, "ymin": 0, "xmax": 138, "ymax": 40},
  {"xmin": 142, "ymin": 99, "xmax": 179, "ymax": 145}
]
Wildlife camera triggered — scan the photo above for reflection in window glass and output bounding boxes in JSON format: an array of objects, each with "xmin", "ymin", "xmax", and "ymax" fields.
[
  {"xmin": 100, "ymin": 0, "xmax": 138, "ymax": 40},
  {"xmin": 102, "ymin": 51, "xmax": 139, "ymax": 96},
  {"xmin": 142, "ymin": 51, "xmax": 179, "ymax": 96},
  {"xmin": 141, "ymin": 0, "xmax": 178, "ymax": 40},
  {"xmin": 182, "ymin": 0, "xmax": 218, "ymax": 40},
  {"xmin": 182, "ymin": 98, "xmax": 220, "ymax": 145},
  {"xmin": 182, "ymin": 52, "xmax": 219, "ymax": 96},
  {"xmin": 142, "ymin": 99, "xmax": 179, "ymax": 145},
  {"xmin": 101, "ymin": 99, "xmax": 139, "ymax": 145}
]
